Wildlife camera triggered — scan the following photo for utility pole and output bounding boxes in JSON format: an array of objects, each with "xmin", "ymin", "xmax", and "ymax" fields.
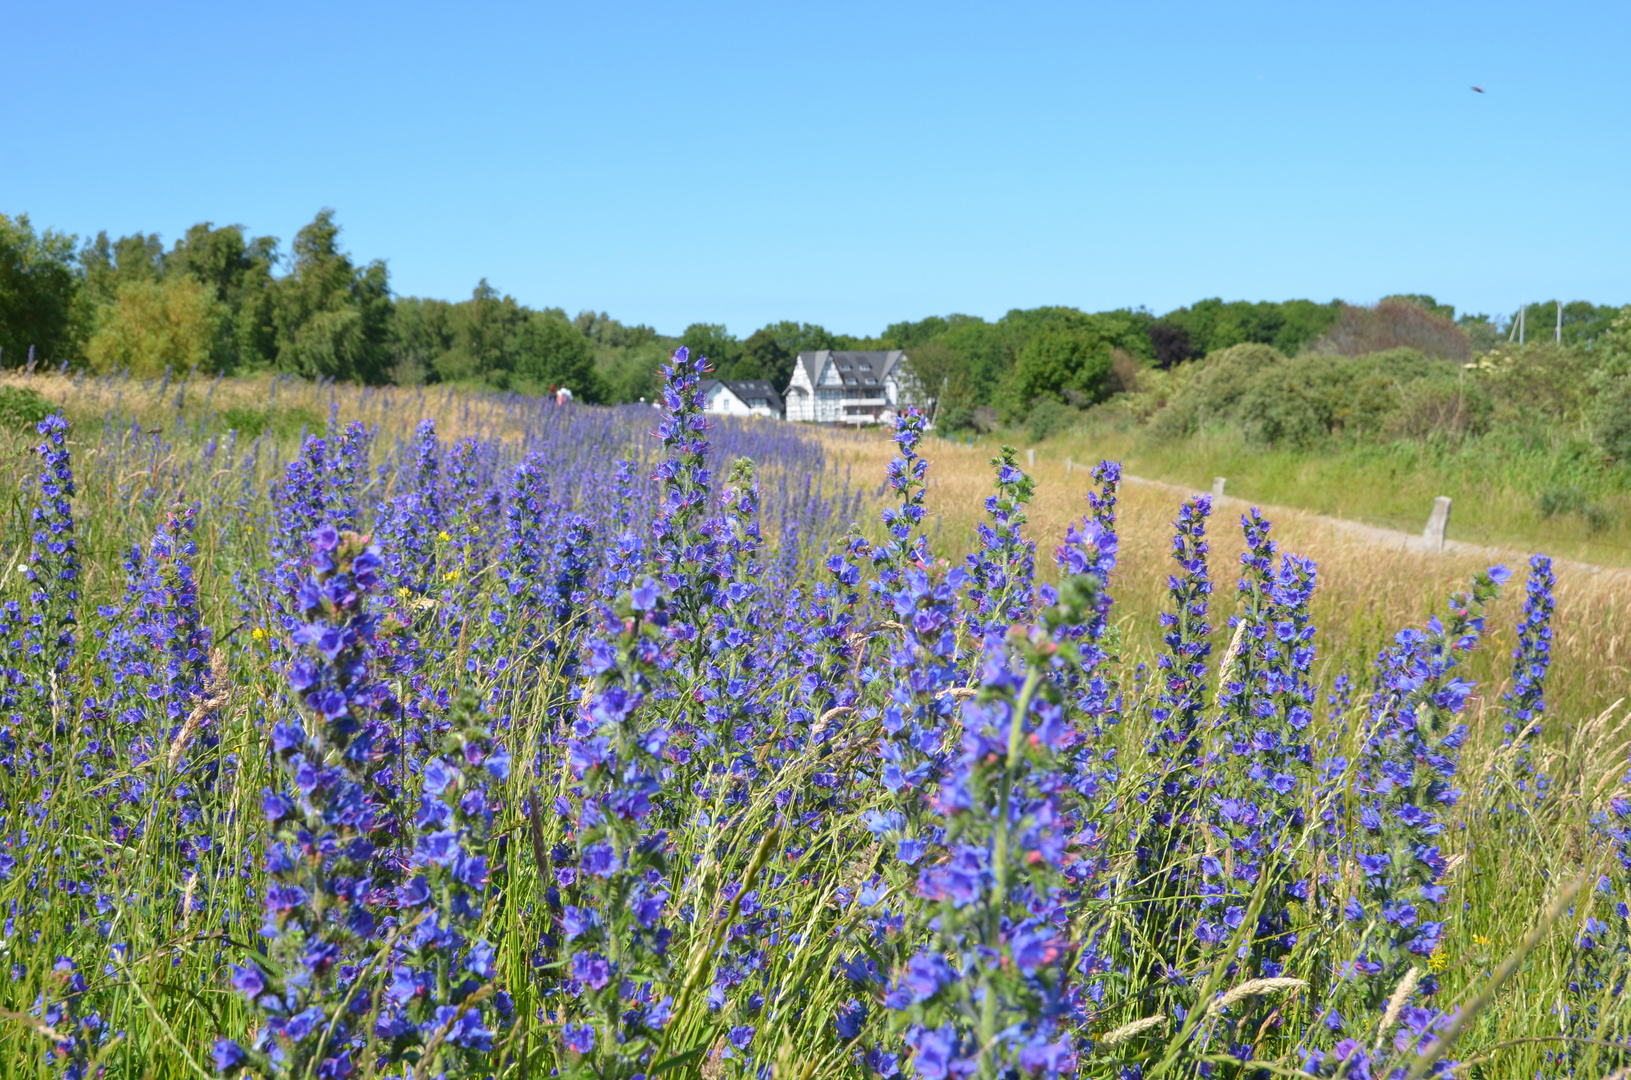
[
  {"xmin": 1519, "ymin": 304, "xmax": 1526, "ymax": 345},
  {"xmin": 1556, "ymin": 300, "xmax": 1563, "ymax": 344}
]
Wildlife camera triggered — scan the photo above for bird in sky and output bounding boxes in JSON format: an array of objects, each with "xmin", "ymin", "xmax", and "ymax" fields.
[{"xmin": 1471, "ymin": 86, "xmax": 1484, "ymax": 92}]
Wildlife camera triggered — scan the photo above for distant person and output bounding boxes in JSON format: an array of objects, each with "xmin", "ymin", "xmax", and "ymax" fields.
[{"xmin": 556, "ymin": 386, "xmax": 573, "ymax": 406}]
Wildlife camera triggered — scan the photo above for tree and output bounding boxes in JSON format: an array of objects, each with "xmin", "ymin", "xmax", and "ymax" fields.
[
  {"xmin": 1008, "ymin": 322, "xmax": 1119, "ymax": 415},
  {"xmin": 517, "ymin": 310, "xmax": 599, "ymax": 400},
  {"xmin": 438, "ymin": 279, "xmax": 525, "ymax": 385},
  {"xmin": 0, "ymin": 213, "xmax": 80, "ymax": 368},
  {"xmin": 902, "ymin": 340, "xmax": 972, "ymax": 416},
  {"xmin": 271, "ymin": 210, "xmax": 393, "ymax": 383},
  {"xmin": 167, "ymin": 222, "xmax": 279, "ymax": 369},
  {"xmin": 735, "ymin": 328, "xmax": 791, "ymax": 386},
  {"xmin": 85, "ymin": 275, "xmax": 229, "ymax": 376},
  {"xmin": 679, "ymin": 323, "xmax": 740, "ymax": 374},
  {"xmin": 80, "ymin": 231, "xmax": 165, "ymax": 305},
  {"xmin": 1149, "ymin": 322, "xmax": 1195, "ymax": 368},
  {"xmin": 1157, "ymin": 298, "xmax": 1341, "ymax": 358},
  {"xmin": 390, "ymin": 297, "xmax": 455, "ymax": 386}
]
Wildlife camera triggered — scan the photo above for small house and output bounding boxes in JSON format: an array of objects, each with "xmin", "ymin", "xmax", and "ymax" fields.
[{"xmin": 700, "ymin": 379, "xmax": 785, "ymax": 420}]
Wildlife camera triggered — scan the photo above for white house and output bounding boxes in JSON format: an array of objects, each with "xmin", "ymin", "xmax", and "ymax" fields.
[
  {"xmin": 700, "ymin": 379, "xmax": 785, "ymax": 420},
  {"xmin": 783, "ymin": 350, "xmax": 920, "ymax": 424}
]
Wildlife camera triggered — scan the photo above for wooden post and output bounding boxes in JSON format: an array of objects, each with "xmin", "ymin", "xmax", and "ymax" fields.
[
  {"xmin": 1422, "ymin": 496, "xmax": 1452, "ymax": 552},
  {"xmin": 1211, "ymin": 477, "xmax": 1226, "ymax": 501},
  {"xmin": 1065, "ymin": 456, "xmax": 1073, "ymax": 475},
  {"xmin": 1027, "ymin": 448, "xmax": 1035, "ymax": 468}
]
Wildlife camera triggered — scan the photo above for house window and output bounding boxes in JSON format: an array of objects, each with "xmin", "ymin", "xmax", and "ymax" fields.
[
  {"xmin": 859, "ymin": 363, "xmax": 872, "ymax": 371},
  {"xmin": 845, "ymin": 378, "xmax": 857, "ymax": 385}
]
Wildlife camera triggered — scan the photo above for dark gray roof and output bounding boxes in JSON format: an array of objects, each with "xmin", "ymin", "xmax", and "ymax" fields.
[
  {"xmin": 790, "ymin": 350, "xmax": 905, "ymax": 396},
  {"xmin": 725, "ymin": 379, "xmax": 784, "ymax": 415},
  {"xmin": 701, "ymin": 378, "xmax": 784, "ymax": 416}
]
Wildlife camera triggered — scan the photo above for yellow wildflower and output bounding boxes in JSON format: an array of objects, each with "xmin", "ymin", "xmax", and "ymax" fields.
[
  {"xmin": 438, "ymin": 531, "xmax": 451, "ymax": 542},
  {"xmin": 251, "ymin": 627, "xmax": 265, "ymax": 641},
  {"xmin": 1427, "ymin": 947, "xmax": 1447, "ymax": 974}
]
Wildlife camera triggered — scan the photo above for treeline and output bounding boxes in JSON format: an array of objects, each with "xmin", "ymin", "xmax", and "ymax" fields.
[
  {"xmin": 0, "ymin": 208, "xmax": 1621, "ymax": 410},
  {"xmin": 896, "ymin": 295, "xmax": 1624, "ymax": 432},
  {"xmin": 0, "ymin": 209, "xmax": 886, "ymax": 403}
]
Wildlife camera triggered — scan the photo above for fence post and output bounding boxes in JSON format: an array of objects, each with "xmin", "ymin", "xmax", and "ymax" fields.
[
  {"xmin": 1065, "ymin": 456, "xmax": 1073, "ymax": 475},
  {"xmin": 1026, "ymin": 448, "xmax": 1035, "ymax": 468},
  {"xmin": 1211, "ymin": 477, "xmax": 1226, "ymax": 501},
  {"xmin": 1422, "ymin": 496, "xmax": 1452, "ymax": 552}
]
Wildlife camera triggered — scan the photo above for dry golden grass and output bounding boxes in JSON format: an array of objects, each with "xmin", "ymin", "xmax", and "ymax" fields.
[{"xmin": 822, "ymin": 429, "xmax": 1631, "ymax": 725}]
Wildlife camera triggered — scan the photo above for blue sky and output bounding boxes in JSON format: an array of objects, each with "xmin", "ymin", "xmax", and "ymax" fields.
[{"xmin": 7, "ymin": 1, "xmax": 1628, "ymax": 336}]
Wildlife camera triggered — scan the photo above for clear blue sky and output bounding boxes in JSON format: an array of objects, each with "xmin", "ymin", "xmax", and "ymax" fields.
[{"xmin": 7, "ymin": 1, "xmax": 1628, "ymax": 337}]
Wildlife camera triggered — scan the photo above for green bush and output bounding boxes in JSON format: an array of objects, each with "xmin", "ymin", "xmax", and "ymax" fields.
[
  {"xmin": 219, "ymin": 403, "xmax": 321, "ymax": 440},
  {"xmin": 0, "ymin": 385, "xmax": 52, "ymax": 430},
  {"xmin": 1233, "ymin": 349, "xmax": 1464, "ymax": 447},
  {"xmin": 1536, "ymin": 487, "xmax": 1613, "ymax": 533},
  {"xmin": 1595, "ymin": 377, "xmax": 1631, "ymax": 463},
  {"xmin": 1148, "ymin": 343, "xmax": 1286, "ymax": 440},
  {"xmin": 220, "ymin": 405, "xmax": 268, "ymax": 438},
  {"xmin": 1025, "ymin": 398, "xmax": 1079, "ymax": 442},
  {"xmin": 936, "ymin": 403, "xmax": 976, "ymax": 433}
]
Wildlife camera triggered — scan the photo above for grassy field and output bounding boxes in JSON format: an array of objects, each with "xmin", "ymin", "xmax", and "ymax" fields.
[
  {"xmin": 962, "ymin": 425, "xmax": 1631, "ymax": 569},
  {"xmin": 0, "ymin": 369, "xmax": 1628, "ymax": 1078}
]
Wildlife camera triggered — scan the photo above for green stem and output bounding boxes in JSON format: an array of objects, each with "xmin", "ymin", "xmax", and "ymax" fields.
[{"xmin": 978, "ymin": 666, "xmax": 1043, "ymax": 1077}]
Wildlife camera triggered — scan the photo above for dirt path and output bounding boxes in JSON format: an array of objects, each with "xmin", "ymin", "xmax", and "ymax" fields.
[{"xmin": 1119, "ymin": 471, "xmax": 1631, "ymax": 584}]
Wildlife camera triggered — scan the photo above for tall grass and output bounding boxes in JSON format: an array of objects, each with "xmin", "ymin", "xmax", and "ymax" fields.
[
  {"xmin": 0, "ymin": 366, "xmax": 1626, "ymax": 1079},
  {"xmin": 1009, "ymin": 424, "xmax": 1631, "ymax": 567}
]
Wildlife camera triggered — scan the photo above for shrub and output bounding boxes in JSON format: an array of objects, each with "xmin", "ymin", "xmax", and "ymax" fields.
[
  {"xmin": 1025, "ymin": 398, "xmax": 1078, "ymax": 442},
  {"xmin": 1386, "ymin": 377, "xmax": 1490, "ymax": 441},
  {"xmin": 936, "ymin": 403, "xmax": 976, "ymax": 433},
  {"xmin": 1536, "ymin": 487, "xmax": 1613, "ymax": 532},
  {"xmin": 0, "ymin": 385, "xmax": 52, "ymax": 430},
  {"xmin": 1474, "ymin": 342, "xmax": 1599, "ymax": 431},
  {"xmin": 1166, "ymin": 347, "xmax": 1461, "ymax": 448},
  {"xmin": 219, "ymin": 403, "xmax": 321, "ymax": 440},
  {"xmin": 1594, "ymin": 377, "xmax": 1631, "ymax": 463},
  {"xmin": 1590, "ymin": 309, "xmax": 1631, "ymax": 461},
  {"xmin": 1312, "ymin": 297, "xmax": 1472, "ymax": 361},
  {"xmin": 1148, "ymin": 342, "xmax": 1286, "ymax": 439}
]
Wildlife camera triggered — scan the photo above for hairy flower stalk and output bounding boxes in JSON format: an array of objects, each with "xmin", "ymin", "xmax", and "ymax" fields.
[
  {"xmin": 559, "ymin": 575, "xmax": 679, "ymax": 1075},
  {"xmin": 1306, "ymin": 566, "xmax": 1507, "ymax": 1078},
  {"xmin": 886, "ymin": 519, "xmax": 1113, "ymax": 1079},
  {"xmin": 218, "ymin": 527, "xmax": 403, "ymax": 1079},
  {"xmin": 649, "ymin": 346, "xmax": 723, "ymax": 658},
  {"xmin": 135, "ymin": 503, "xmax": 219, "ymax": 867},
  {"xmin": 1502, "ymin": 553, "xmax": 1555, "ymax": 779},
  {"xmin": 371, "ymin": 690, "xmax": 513, "ymax": 1070},
  {"xmin": 1129, "ymin": 494, "xmax": 1214, "ymax": 1012},
  {"xmin": 1072, "ymin": 459, "xmax": 1123, "ymax": 734},
  {"xmin": 1200, "ymin": 512, "xmax": 1320, "ymax": 1070},
  {"xmin": 962, "ymin": 446, "xmax": 1037, "ymax": 639},
  {"xmin": 870, "ymin": 409, "xmax": 931, "ymax": 597},
  {"xmin": 696, "ymin": 457, "xmax": 767, "ymax": 761},
  {"xmin": 28, "ymin": 415, "xmax": 80, "ymax": 706}
]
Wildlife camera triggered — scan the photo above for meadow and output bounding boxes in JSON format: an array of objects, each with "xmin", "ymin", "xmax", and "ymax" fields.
[
  {"xmin": 0, "ymin": 354, "xmax": 1627, "ymax": 1080},
  {"xmin": 1013, "ymin": 425, "xmax": 1631, "ymax": 570}
]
